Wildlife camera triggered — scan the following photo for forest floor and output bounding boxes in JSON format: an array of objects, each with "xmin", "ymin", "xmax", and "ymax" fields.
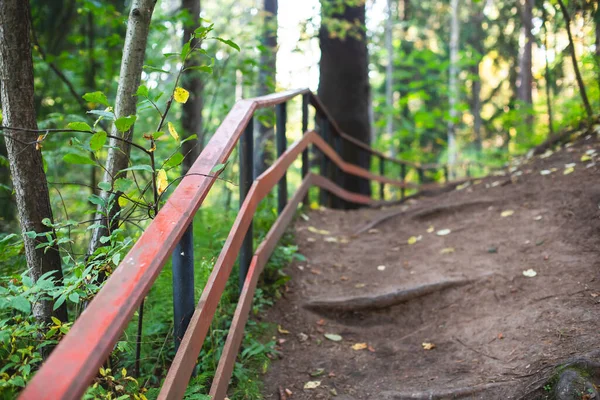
[{"xmin": 259, "ymin": 133, "xmax": 600, "ymax": 400}]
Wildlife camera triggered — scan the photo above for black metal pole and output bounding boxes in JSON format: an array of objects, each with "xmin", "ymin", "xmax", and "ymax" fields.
[
  {"xmin": 276, "ymin": 102, "xmax": 287, "ymax": 214},
  {"xmin": 301, "ymin": 94, "xmax": 309, "ymax": 206},
  {"xmin": 239, "ymin": 119, "xmax": 254, "ymax": 290},
  {"xmin": 334, "ymin": 134, "xmax": 344, "ymax": 209},
  {"xmin": 444, "ymin": 166, "xmax": 449, "ymax": 183},
  {"xmin": 379, "ymin": 156, "xmax": 385, "ymax": 200},
  {"xmin": 172, "ymin": 223, "xmax": 195, "ymax": 353},
  {"xmin": 401, "ymin": 163, "xmax": 406, "ymax": 200}
]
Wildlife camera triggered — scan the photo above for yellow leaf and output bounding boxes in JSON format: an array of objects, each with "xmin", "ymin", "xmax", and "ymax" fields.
[
  {"xmin": 563, "ymin": 167, "xmax": 574, "ymax": 175},
  {"xmin": 408, "ymin": 236, "xmax": 418, "ymax": 245},
  {"xmin": 307, "ymin": 226, "xmax": 330, "ymax": 235},
  {"xmin": 440, "ymin": 247, "xmax": 455, "ymax": 254},
  {"xmin": 324, "ymin": 237, "xmax": 338, "ymax": 243},
  {"xmin": 422, "ymin": 342, "xmax": 436, "ymax": 350},
  {"xmin": 277, "ymin": 325, "xmax": 290, "ymax": 334},
  {"xmin": 121, "ymin": 368, "xmax": 127, "ymax": 377},
  {"xmin": 173, "ymin": 87, "xmax": 190, "ymax": 104},
  {"xmin": 426, "ymin": 225, "xmax": 434, "ymax": 233},
  {"xmin": 500, "ymin": 210, "xmax": 514, "ymax": 217},
  {"xmin": 50, "ymin": 316, "xmax": 62, "ymax": 326},
  {"xmin": 118, "ymin": 195, "xmax": 128, "ymax": 208},
  {"xmin": 351, "ymin": 342, "xmax": 368, "ymax": 350},
  {"xmin": 156, "ymin": 169, "xmax": 168, "ymax": 195},
  {"xmin": 148, "ymin": 142, "xmax": 156, "ymax": 153},
  {"xmin": 581, "ymin": 154, "xmax": 592, "ymax": 162},
  {"xmin": 36, "ymin": 134, "xmax": 44, "ymax": 150},
  {"xmin": 167, "ymin": 122, "xmax": 180, "ymax": 141}
]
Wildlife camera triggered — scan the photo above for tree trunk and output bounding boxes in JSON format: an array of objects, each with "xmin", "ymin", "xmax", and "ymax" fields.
[
  {"xmin": 469, "ymin": 0, "xmax": 484, "ymax": 152},
  {"xmin": 517, "ymin": 0, "xmax": 534, "ymax": 132},
  {"xmin": 557, "ymin": 0, "xmax": 593, "ymax": 121},
  {"xmin": 543, "ymin": 10, "xmax": 555, "ymax": 136},
  {"xmin": 385, "ymin": 0, "xmax": 394, "ymax": 154},
  {"xmin": 447, "ymin": 0, "xmax": 460, "ymax": 177},
  {"xmin": 318, "ymin": 0, "xmax": 371, "ymax": 204},
  {"xmin": 181, "ymin": 0, "xmax": 203, "ymax": 175},
  {"xmin": 254, "ymin": 0, "xmax": 278, "ymax": 177},
  {"xmin": 88, "ymin": 0, "xmax": 156, "ymax": 256},
  {"xmin": 0, "ymin": 0, "xmax": 67, "ymax": 323}
]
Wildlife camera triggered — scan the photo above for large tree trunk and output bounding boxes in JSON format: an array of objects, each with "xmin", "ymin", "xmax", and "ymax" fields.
[
  {"xmin": 254, "ymin": 0, "xmax": 278, "ymax": 177},
  {"xmin": 517, "ymin": 0, "xmax": 534, "ymax": 132},
  {"xmin": 318, "ymin": 0, "xmax": 371, "ymax": 204},
  {"xmin": 88, "ymin": 0, "xmax": 156, "ymax": 256},
  {"xmin": 181, "ymin": 0, "xmax": 203, "ymax": 174},
  {"xmin": 0, "ymin": 0, "xmax": 67, "ymax": 323},
  {"xmin": 557, "ymin": 0, "xmax": 593, "ymax": 121},
  {"xmin": 447, "ymin": 0, "xmax": 460, "ymax": 177},
  {"xmin": 385, "ymin": 0, "xmax": 394, "ymax": 154}
]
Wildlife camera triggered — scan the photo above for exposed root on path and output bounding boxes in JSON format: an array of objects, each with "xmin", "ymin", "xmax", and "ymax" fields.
[
  {"xmin": 377, "ymin": 382, "xmax": 512, "ymax": 399},
  {"xmin": 304, "ymin": 278, "xmax": 472, "ymax": 313},
  {"xmin": 410, "ymin": 199, "xmax": 495, "ymax": 221}
]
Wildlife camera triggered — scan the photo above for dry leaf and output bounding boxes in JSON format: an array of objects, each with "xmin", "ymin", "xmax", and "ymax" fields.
[
  {"xmin": 436, "ymin": 229, "xmax": 451, "ymax": 236},
  {"xmin": 540, "ymin": 170, "xmax": 551, "ymax": 175},
  {"xmin": 156, "ymin": 169, "xmax": 168, "ymax": 195},
  {"xmin": 351, "ymin": 343, "xmax": 368, "ymax": 351},
  {"xmin": 522, "ymin": 269, "xmax": 537, "ymax": 278},
  {"xmin": 303, "ymin": 381, "xmax": 321, "ymax": 390},
  {"xmin": 277, "ymin": 325, "xmax": 290, "ymax": 335},
  {"xmin": 306, "ymin": 237, "xmax": 316, "ymax": 242},
  {"xmin": 324, "ymin": 237, "xmax": 338, "ymax": 243},
  {"xmin": 563, "ymin": 167, "xmax": 575, "ymax": 175},
  {"xmin": 355, "ymin": 283, "xmax": 366, "ymax": 288},
  {"xmin": 310, "ymin": 269, "xmax": 322, "ymax": 275},
  {"xmin": 167, "ymin": 122, "xmax": 180, "ymax": 141},
  {"xmin": 285, "ymin": 389, "xmax": 293, "ymax": 396},
  {"xmin": 36, "ymin": 134, "xmax": 44, "ymax": 150},
  {"xmin": 377, "ymin": 265, "xmax": 386, "ymax": 271},
  {"xmin": 534, "ymin": 215, "xmax": 543, "ymax": 221},
  {"xmin": 407, "ymin": 235, "xmax": 422, "ymax": 244},
  {"xmin": 324, "ymin": 333, "xmax": 342, "ymax": 342},
  {"xmin": 564, "ymin": 163, "xmax": 576, "ymax": 169},
  {"xmin": 307, "ymin": 226, "xmax": 330, "ymax": 235},
  {"xmin": 440, "ymin": 247, "xmax": 455, "ymax": 254},
  {"xmin": 173, "ymin": 87, "xmax": 190, "ymax": 103},
  {"xmin": 501, "ymin": 210, "xmax": 514, "ymax": 217},
  {"xmin": 497, "ymin": 333, "xmax": 504, "ymax": 340},
  {"xmin": 422, "ymin": 342, "xmax": 436, "ymax": 350},
  {"xmin": 316, "ymin": 319, "xmax": 326, "ymax": 326},
  {"xmin": 427, "ymin": 225, "xmax": 435, "ymax": 233},
  {"xmin": 340, "ymin": 275, "xmax": 349, "ymax": 281},
  {"xmin": 590, "ymin": 293, "xmax": 599, "ymax": 298},
  {"xmin": 368, "ymin": 228, "xmax": 380, "ymax": 234}
]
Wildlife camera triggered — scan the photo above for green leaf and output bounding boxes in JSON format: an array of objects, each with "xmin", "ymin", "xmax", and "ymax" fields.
[
  {"xmin": 10, "ymin": 296, "xmax": 31, "ymax": 314},
  {"xmin": 53, "ymin": 293, "xmax": 66, "ymax": 311},
  {"xmin": 113, "ymin": 178, "xmax": 133, "ymax": 192},
  {"xmin": 185, "ymin": 65, "xmax": 213, "ymax": 74},
  {"xmin": 112, "ymin": 253, "xmax": 121, "ymax": 266},
  {"xmin": 136, "ymin": 84, "xmax": 149, "ymax": 97},
  {"xmin": 68, "ymin": 292, "xmax": 80, "ymax": 304},
  {"xmin": 181, "ymin": 134, "xmax": 198, "ymax": 144},
  {"xmin": 89, "ymin": 131, "xmax": 107, "ymax": 151},
  {"xmin": 24, "ymin": 231, "xmax": 37, "ymax": 239},
  {"xmin": 66, "ymin": 121, "xmax": 93, "ymax": 132},
  {"xmin": 152, "ymin": 131, "xmax": 165, "ymax": 139},
  {"xmin": 100, "ymin": 236, "xmax": 111, "ymax": 244},
  {"xmin": 83, "ymin": 91, "xmax": 109, "ymax": 106},
  {"xmin": 324, "ymin": 333, "xmax": 342, "ymax": 342},
  {"xmin": 181, "ymin": 42, "xmax": 191, "ymax": 60},
  {"xmin": 121, "ymin": 164, "xmax": 154, "ymax": 173},
  {"xmin": 216, "ymin": 38, "xmax": 240, "ymax": 51},
  {"xmin": 88, "ymin": 194, "xmax": 104, "ymax": 206},
  {"xmin": 114, "ymin": 115, "xmax": 137, "ymax": 132},
  {"xmin": 63, "ymin": 153, "xmax": 96, "ymax": 165},
  {"xmin": 143, "ymin": 65, "xmax": 169, "ymax": 74},
  {"xmin": 41, "ymin": 218, "xmax": 52, "ymax": 227},
  {"xmin": 87, "ymin": 109, "xmax": 115, "ymax": 120},
  {"xmin": 210, "ymin": 162, "xmax": 228, "ymax": 174},
  {"xmin": 98, "ymin": 181, "xmax": 112, "ymax": 191},
  {"xmin": 163, "ymin": 153, "xmax": 184, "ymax": 169}
]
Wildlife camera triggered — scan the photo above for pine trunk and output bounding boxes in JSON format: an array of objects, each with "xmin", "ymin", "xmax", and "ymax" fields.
[
  {"xmin": 0, "ymin": 0, "xmax": 67, "ymax": 323},
  {"xmin": 88, "ymin": 0, "xmax": 156, "ymax": 256},
  {"xmin": 181, "ymin": 0, "xmax": 203, "ymax": 174},
  {"xmin": 318, "ymin": 0, "xmax": 371, "ymax": 203},
  {"xmin": 254, "ymin": 0, "xmax": 278, "ymax": 177}
]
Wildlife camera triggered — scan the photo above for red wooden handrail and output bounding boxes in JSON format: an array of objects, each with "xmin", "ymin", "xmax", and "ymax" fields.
[{"xmin": 20, "ymin": 89, "xmax": 461, "ymax": 400}]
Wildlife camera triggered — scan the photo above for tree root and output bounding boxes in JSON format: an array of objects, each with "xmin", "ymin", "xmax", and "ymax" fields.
[
  {"xmin": 410, "ymin": 199, "xmax": 495, "ymax": 221},
  {"xmin": 304, "ymin": 278, "xmax": 473, "ymax": 313},
  {"xmin": 376, "ymin": 382, "xmax": 511, "ymax": 399}
]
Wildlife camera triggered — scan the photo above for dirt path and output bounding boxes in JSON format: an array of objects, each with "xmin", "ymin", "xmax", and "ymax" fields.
[{"xmin": 260, "ymin": 135, "xmax": 600, "ymax": 400}]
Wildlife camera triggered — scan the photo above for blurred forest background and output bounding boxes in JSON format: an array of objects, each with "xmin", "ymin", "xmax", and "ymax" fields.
[{"xmin": 0, "ymin": 0, "xmax": 599, "ymax": 398}]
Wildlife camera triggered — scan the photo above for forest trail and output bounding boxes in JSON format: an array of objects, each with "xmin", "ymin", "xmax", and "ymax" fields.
[{"xmin": 261, "ymin": 134, "xmax": 600, "ymax": 400}]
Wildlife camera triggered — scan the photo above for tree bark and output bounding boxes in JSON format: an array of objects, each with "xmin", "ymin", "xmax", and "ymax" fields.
[
  {"xmin": 88, "ymin": 0, "xmax": 156, "ymax": 256},
  {"xmin": 557, "ymin": 0, "xmax": 593, "ymax": 121},
  {"xmin": 385, "ymin": 0, "xmax": 394, "ymax": 154},
  {"xmin": 468, "ymin": 0, "xmax": 484, "ymax": 152},
  {"xmin": 181, "ymin": 0, "xmax": 202, "ymax": 175},
  {"xmin": 542, "ymin": 9, "xmax": 555, "ymax": 136},
  {"xmin": 318, "ymin": 0, "xmax": 371, "ymax": 203},
  {"xmin": 254, "ymin": 0, "xmax": 278, "ymax": 177},
  {"xmin": 517, "ymin": 0, "xmax": 534, "ymax": 132},
  {"xmin": 0, "ymin": 0, "xmax": 67, "ymax": 323},
  {"xmin": 447, "ymin": 0, "xmax": 460, "ymax": 177}
]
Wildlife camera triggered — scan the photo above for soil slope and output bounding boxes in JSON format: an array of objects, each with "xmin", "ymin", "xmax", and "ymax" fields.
[{"xmin": 261, "ymin": 134, "xmax": 600, "ymax": 400}]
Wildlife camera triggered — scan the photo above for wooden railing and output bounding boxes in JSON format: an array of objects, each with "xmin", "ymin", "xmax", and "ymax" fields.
[{"xmin": 20, "ymin": 89, "xmax": 480, "ymax": 400}]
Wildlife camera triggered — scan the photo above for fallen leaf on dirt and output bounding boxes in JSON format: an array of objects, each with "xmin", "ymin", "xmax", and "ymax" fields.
[
  {"xmin": 368, "ymin": 228, "xmax": 380, "ymax": 234},
  {"xmin": 351, "ymin": 343, "xmax": 368, "ymax": 351},
  {"xmin": 586, "ymin": 149, "xmax": 597, "ymax": 155},
  {"xmin": 368, "ymin": 345, "xmax": 376, "ymax": 352},
  {"xmin": 540, "ymin": 170, "xmax": 552, "ymax": 175},
  {"xmin": 306, "ymin": 237, "xmax": 316, "ymax": 242},
  {"xmin": 565, "ymin": 162, "xmax": 576, "ymax": 169},
  {"xmin": 522, "ymin": 269, "xmax": 537, "ymax": 278},
  {"xmin": 440, "ymin": 247, "xmax": 455, "ymax": 254},
  {"xmin": 355, "ymin": 283, "xmax": 366, "ymax": 288},
  {"xmin": 501, "ymin": 210, "xmax": 514, "ymax": 217},
  {"xmin": 303, "ymin": 381, "xmax": 321, "ymax": 390},
  {"xmin": 316, "ymin": 319, "xmax": 326, "ymax": 326},
  {"xmin": 300, "ymin": 213, "xmax": 310, "ymax": 221},
  {"xmin": 310, "ymin": 368, "xmax": 325, "ymax": 377},
  {"xmin": 339, "ymin": 237, "xmax": 350, "ymax": 244},
  {"xmin": 427, "ymin": 225, "xmax": 435, "ymax": 233},
  {"xmin": 310, "ymin": 269, "xmax": 322, "ymax": 275},
  {"xmin": 297, "ymin": 332, "xmax": 308, "ymax": 342},
  {"xmin": 308, "ymin": 226, "xmax": 330, "ymax": 235},
  {"xmin": 377, "ymin": 265, "xmax": 386, "ymax": 271},
  {"xmin": 563, "ymin": 167, "xmax": 575, "ymax": 175},
  {"xmin": 278, "ymin": 325, "xmax": 290, "ymax": 334},
  {"xmin": 407, "ymin": 236, "xmax": 418, "ymax": 245},
  {"xmin": 285, "ymin": 389, "xmax": 293, "ymax": 396},
  {"xmin": 540, "ymin": 149, "xmax": 554, "ymax": 159},
  {"xmin": 324, "ymin": 237, "xmax": 338, "ymax": 243},
  {"xmin": 422, "ymin": 342, "xmax": 436, "ymax": 350},
  {"xmin": 324, "ymin": 333, "xmax": 343, "ymax": 342},
  {"xmin": 498, "ymin": 333, "xmax": 504, "ymax": 340},
  {"xmin": 534, "ymin": 215, "xmax": 543, "ymax": 221},
  {"xmin": 330, "ymin": 388, "xmax": 338, "ymax": 396},
  {"xmin": 340, "ymin": 276, "xmax": 349, "ymax": 281},
  {"xmin": 591, "ymin": 293, "xmax": 599, "ymax": 298},
  {"xmin": 581, "ymin": 154, "xmax": 592, "ymax": 162},
  {"xmin": 436, "ymin": 229, "xmax": 451, "ymax": 236}
]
